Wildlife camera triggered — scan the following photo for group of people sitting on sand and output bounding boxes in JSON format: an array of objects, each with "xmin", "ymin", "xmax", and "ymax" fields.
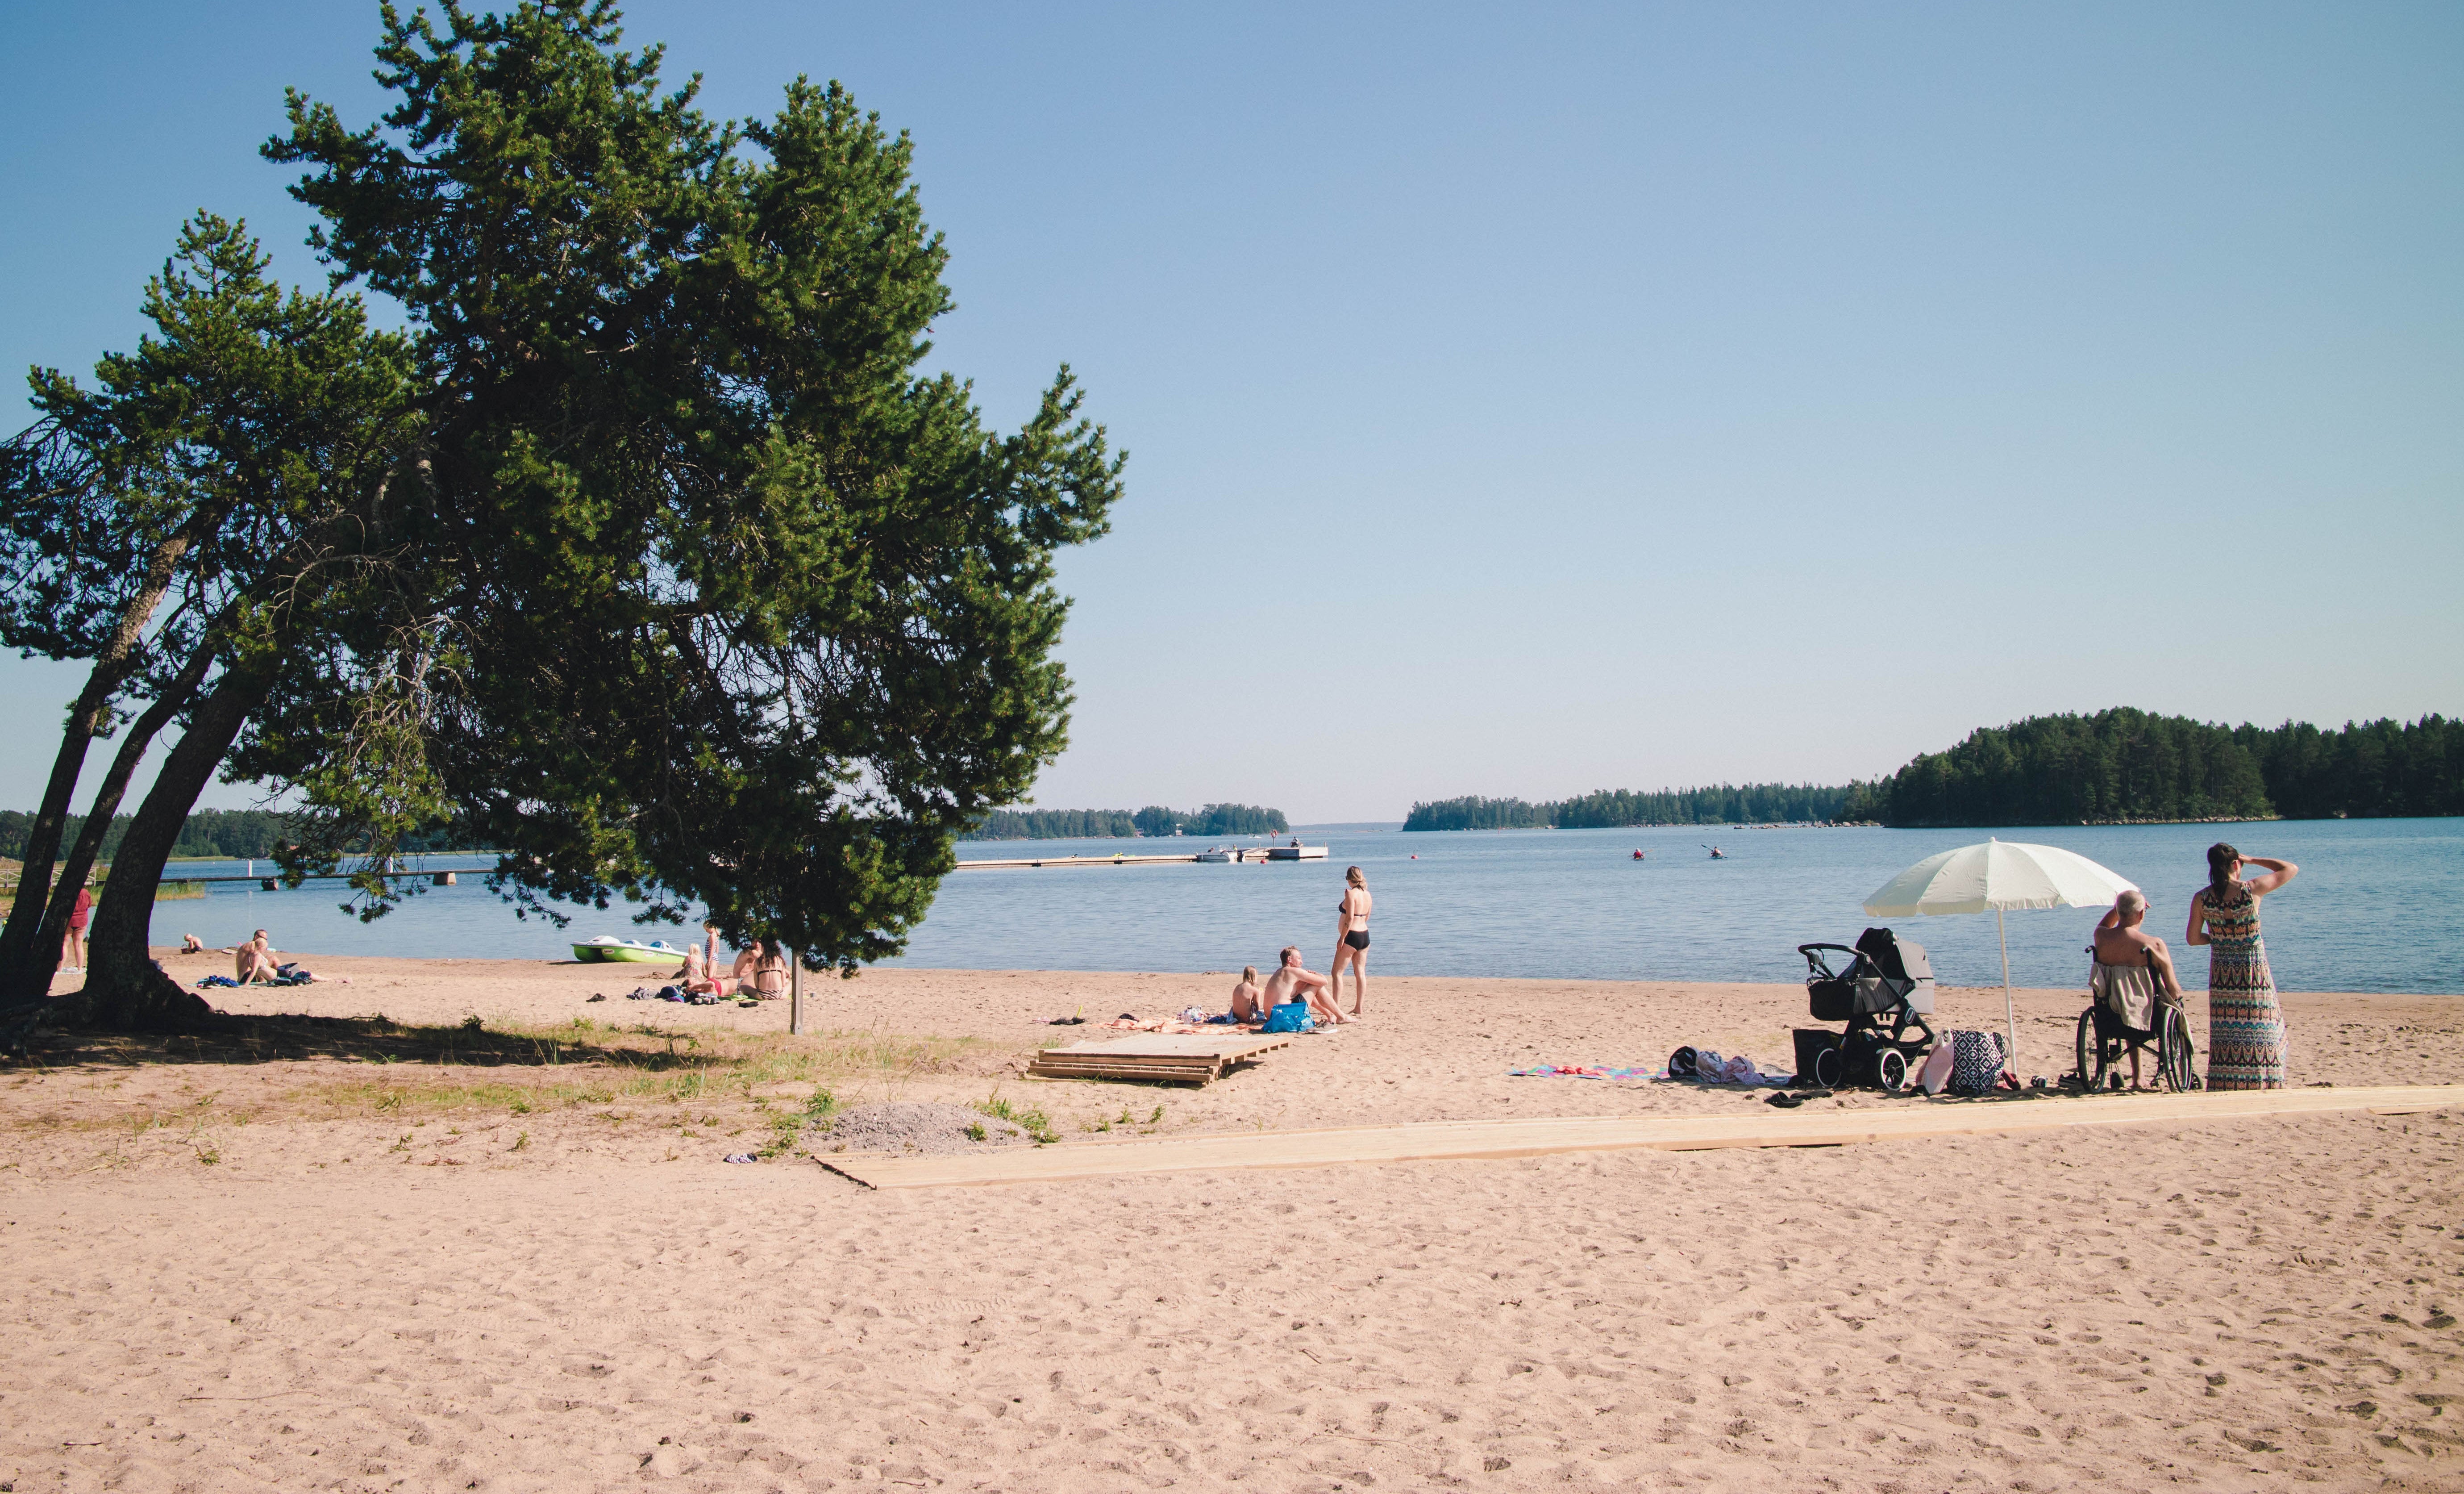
[
  {"xmin": 166, "ymin": 929, "xmax": 313, "ymax": 987},
  {"xmin": 676, "ymin": 923, "xmax": 790, "ymax": 1000},
  {"xmin": 1219, "ymin": 865, "xmax": 1375, "ymax": 1028}
]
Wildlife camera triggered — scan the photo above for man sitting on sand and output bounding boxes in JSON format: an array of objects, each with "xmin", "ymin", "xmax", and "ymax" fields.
[
  {"xmin": 236, "ymin": 931, "xmax": 280, "ymax": 985},
  {"xmin": 2092, "ymin": 889, "xmax": 2185, "ymax": 1089},
  {"xmin": 1260, "ymin": 946, "xmax": 1342, "ymax": 1026}
]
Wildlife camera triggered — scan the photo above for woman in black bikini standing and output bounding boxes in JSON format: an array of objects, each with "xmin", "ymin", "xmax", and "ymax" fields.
[{"xmin": 1330, "ymin": 865, "xmax": 1372, "ymax": 1021}]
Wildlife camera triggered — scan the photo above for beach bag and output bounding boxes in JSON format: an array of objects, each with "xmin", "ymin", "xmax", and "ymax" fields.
[
  {"xmin": 1667, "ymin": 1045, "xmax": 1698, "ymax": 1078},
  {"xmin": 1261, "ymin": 1002, "xmax": 1314, "ymax": 1034},
  {"xmin": 1947, "ymin": 1030, "xmax": 2006, "ymax": 1095}
]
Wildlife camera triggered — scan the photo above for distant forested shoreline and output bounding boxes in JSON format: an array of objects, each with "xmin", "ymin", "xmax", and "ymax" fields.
[
  {"xmin": 1405, "ymin": 783, "xmax": 1856, "ymax": 832},
  {"xmin": 1406, "ymin": 709, "xmax": 2461, "ymax": 831},
  {"xmin": 0, "ymin": 808, "xmax": 479, "ymax": 865},
  {"xmin": 1844, "ymin": 709, "xmax": 2462, "ymax": 826},
  {"xmin": 971, "ymin": 803, "xmax": 1289, "ymax": 840},
  {"xmin": 3, "ymin": 801, "xmax": 1300, "ymax": 859}
]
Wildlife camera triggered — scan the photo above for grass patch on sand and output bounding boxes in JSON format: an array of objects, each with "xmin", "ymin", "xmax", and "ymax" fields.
[
  {"xmin": 974, "ymin": 1092, "xmax": 1059, "ymax": 1145},
  {"xmin": 5, "ymin": 1013, "xmax": 995, "ymax": 1139}
]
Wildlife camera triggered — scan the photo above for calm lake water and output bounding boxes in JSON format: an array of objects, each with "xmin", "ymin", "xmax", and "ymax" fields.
[{"xmin": 150, "ymin": 816, "xmax": 2463, "ymax": 993}]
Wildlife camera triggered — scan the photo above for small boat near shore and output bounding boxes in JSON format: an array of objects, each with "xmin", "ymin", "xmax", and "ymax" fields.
[
  {"xmin": 1265, "ymin": 843, "xmax": 1328, "ymax": 861},
  {"xmin": 571, "ymin": 936, "xmax": 684, "ymax": 964},
  {"xmin": 1192, "ymin": 847, "xmax": 1242, "ymax": 863}
]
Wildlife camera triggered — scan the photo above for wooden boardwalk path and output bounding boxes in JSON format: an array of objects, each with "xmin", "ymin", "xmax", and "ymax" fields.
[{"xmin": 816, "ymin": 1083, "xmax": 2464, "ymax": 1190}]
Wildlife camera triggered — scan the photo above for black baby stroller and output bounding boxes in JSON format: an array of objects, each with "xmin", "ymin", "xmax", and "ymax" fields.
[{"xmin": 1795, "ymin": 926, "xmax": 1938, "ymax": 1091}]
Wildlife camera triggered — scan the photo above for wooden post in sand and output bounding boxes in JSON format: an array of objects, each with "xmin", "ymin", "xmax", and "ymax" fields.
[{"xmin": 789, "ymin": 960, "xmax": 804, "ymax": 1036}]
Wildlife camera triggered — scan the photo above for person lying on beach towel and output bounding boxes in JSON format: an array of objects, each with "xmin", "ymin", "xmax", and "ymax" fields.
[{"xmin": 678, "ymin": 942, "xmax": 713, "ymax": 991}]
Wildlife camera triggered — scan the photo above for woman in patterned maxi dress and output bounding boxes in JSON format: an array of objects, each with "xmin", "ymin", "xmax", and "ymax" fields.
[{"xmin": 2186, "ymin": 842, "xmax": 2298, "ymax": 1089}]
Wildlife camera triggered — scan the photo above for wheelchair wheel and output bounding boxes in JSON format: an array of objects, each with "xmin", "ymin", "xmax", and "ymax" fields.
[
  {"xmin": 1875, "ymin": 1048, "xmax": 1909, "ymax": 1093},
  {"xmin": 2074, "ymin": 1009, "xmax": 2107, "ymax": 1091},
  {"xmin": 1811, "ymin": 1044, "xmax": 1844, "ymax": 1090},
  {"xmin": 2158, "ymin": 1005, "xmax": 2196, "ymax": 1092}
]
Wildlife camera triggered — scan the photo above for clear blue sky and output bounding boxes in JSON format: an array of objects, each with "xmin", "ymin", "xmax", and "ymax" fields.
[{"xmin": 4, "ymin": 1, "xmax": 2458, "ymax": 823}]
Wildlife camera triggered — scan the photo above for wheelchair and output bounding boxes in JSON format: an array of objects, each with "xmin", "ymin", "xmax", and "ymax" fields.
[{"xmin": 2073, "ymin": 948, "xmax": 2197, "ymax": 1092}]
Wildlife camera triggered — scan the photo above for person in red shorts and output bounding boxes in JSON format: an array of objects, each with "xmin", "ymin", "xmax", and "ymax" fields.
[{"xmin": 61, "ymin": 885, "xmax": 93, "ymax": 972}]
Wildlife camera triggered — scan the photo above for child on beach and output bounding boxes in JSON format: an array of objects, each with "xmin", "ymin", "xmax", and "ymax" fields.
[{"xmin": 1229, "ymin": 966, "xmax": 1267, "ymax": 1022}]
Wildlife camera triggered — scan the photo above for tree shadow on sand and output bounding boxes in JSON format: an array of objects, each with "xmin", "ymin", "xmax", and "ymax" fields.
[{"xmin": 5, "ymin": 1003, "xmax": 749, "ymax": 1074}]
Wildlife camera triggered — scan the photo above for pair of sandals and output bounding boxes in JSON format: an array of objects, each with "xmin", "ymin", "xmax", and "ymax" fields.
[{"xmin": 1764, "ymin": 1089, "xmax": 1831, "ymax": 1109}]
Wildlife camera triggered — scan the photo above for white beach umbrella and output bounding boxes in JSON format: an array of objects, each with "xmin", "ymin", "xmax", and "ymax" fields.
[{"xmin": 1863, "ymin": 838, "xmax": 2137, "ymax": 1070}]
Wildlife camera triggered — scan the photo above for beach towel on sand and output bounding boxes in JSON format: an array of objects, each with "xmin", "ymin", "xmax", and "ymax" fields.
[{"xmin": 1509, "ymin": 1063, "xmax": 1654, "ymax": 1080}]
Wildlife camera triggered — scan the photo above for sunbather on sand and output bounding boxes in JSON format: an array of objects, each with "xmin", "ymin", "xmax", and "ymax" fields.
[
  {"xmin": 728, "ymin": 941, "xmax": 760, "ymax": 994},
  {"xmin": 1229, "ymin": 966, "xmax": 1268, "ymax": 1022},
  {"xmin": 179, "ymin": 934, "xmax": 206, "ymax": 954},
  {"xmin": 1261, "ymin": 946, "xmax": 1342, "ymax": 1025},
  {"xmin": 236, "ymin": 931, "xmax": 279, "ymax": 985},
  {"xmin": 678, "ymin": 942, "xmax": 722, "ymax": 993},
  {"xmin": 750, "ymin": 941, "xmax": 789, "ymax": 999}
]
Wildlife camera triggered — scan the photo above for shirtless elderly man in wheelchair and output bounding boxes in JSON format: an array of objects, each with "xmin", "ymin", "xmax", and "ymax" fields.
[{"xmin": 2081, "ymin": 889, "xmax": 2196, "ymax": 1091}]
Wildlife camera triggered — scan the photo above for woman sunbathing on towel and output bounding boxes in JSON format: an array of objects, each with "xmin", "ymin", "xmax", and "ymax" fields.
[
  {"xmin": 728, "ymin": 941, "xmax": 761, "ymax": 994},
  {"xmin": 678, "ymin": 942, "xmax": 724, "ymax": 994}
]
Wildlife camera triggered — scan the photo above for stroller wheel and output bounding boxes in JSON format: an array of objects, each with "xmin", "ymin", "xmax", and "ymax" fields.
[
  {"xmin": 1875, "ymin": 1048, "xmax": 1909, "ymax": 1092},
  {"xmin": 1811, "ymin": 1044, "xmax": 1845, "ymax": 1091}
]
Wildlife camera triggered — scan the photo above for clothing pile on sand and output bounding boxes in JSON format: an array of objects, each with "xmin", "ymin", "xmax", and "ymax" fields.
[
  {"xmin": 623, "ymin": 984, "xmax": 760, "ymax": 1007},
  {"xmin": 196, "ymin": 963, "xmax": 319, "ymax": 989},
  {"xmin": 1101, "ymin": 1007, "xmax": 1263, "ymax": 1035}
]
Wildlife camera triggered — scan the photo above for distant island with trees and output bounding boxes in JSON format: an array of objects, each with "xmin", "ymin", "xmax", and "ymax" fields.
[
  {"xmin": 970, "ymin": 803, "xmax": 1289, "ymax": 841},
  {"xmin": 1841, "ymin": 709, "xmax": 2460, "ymax": 826},
  {"xmin": 1405, "ymin": 709, "xmax": 2461, "ymax": 830},
  {"xmin": 1405, "ymin": 783, "xmax": 1855, "ymax": 832}
]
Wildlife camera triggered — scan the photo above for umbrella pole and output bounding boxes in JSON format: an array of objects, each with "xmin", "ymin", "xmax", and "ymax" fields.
[{"xmin": 1997, "ymin": 906, "xmax": 2016, "ymax": 1073}]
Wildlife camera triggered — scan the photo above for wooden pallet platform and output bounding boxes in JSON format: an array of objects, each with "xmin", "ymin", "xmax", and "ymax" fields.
[
  {"xmin": 816, "ymin": 1083, "xmax": 2464, "ymax": 1189},
  {"xmin": 1025, "ymin": 1032, "xmax": 1294, "ymax": 1086}
]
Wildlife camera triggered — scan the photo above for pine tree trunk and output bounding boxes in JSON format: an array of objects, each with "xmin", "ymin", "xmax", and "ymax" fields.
[
  {"xmin": 8, "ymin": 640, "xmax": 220, "ymax": 1006},
  {"xmin": 0, "ymin": 673, "xmax": 116, "ymax": 976},
  {"xmin": 0, "ymin": 530, "xmax": 190, "ymax": 985},
  {"xmin": 81, "ymin": 655, "xmax": 281, "ymax": 1031}
]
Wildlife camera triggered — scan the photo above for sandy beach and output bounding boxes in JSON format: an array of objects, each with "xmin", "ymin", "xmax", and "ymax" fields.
[{"xmin": 5, "ymin": 953, "xmax": 2460, "ymax": 1491}]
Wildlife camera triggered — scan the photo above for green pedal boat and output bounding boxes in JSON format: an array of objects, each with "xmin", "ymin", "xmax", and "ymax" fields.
[{"xmin": 571, "ymin": 936, "xmax": 686, "ymax": 964}]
